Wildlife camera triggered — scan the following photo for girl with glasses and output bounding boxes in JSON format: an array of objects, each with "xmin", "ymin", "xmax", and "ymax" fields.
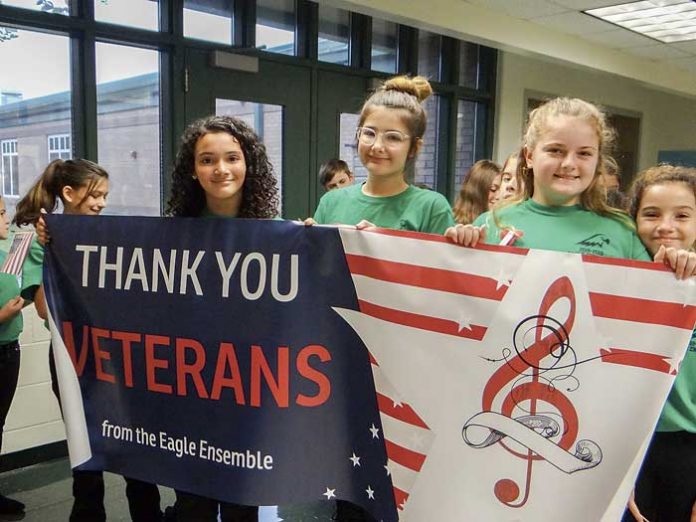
[{"xmin": 311, "ymin": 75, "xmax": 454, "ymax": 235}]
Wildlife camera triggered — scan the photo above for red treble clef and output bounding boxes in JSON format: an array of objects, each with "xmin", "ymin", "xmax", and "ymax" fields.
[{"xmin": 482, "ymin": 276, "xmax": 579, "ymax": 507}]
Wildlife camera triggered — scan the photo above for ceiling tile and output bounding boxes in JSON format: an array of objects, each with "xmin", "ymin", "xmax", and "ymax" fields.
[
  {"xmin": 465, "ymin": 0, "xmax": 570, "ymax": 20},
  {"xmin": 531, "ymin": 11, "xmax": 616, "ymax": 35},
  {"xmin": 623, "ymin": 43, "xmax": 691, "ymax": 60},
  {"xmin": 581, "ymin": 28, "xmax": 658, "ymax": 48}
]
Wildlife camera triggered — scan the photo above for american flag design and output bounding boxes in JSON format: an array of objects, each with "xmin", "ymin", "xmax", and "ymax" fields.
[
  {"xmin": 335, "ymin": 227, "xmax": 696, "ymax": 521},
  {"xmin": 1, "ymin": 231, "xmax": 35, "ymax": 278}
]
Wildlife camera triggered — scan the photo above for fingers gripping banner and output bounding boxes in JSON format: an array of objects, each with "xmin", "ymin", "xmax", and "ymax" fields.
[{"xmin": 44, "ymin": 217, "xmax": 696, "ymax": 521}]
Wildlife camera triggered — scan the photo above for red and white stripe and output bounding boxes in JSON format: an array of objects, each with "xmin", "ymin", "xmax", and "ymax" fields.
[
  {"xmin": 338, "ymin": 228, "xmax": 696, "ymax": 512},
  {"xmin": 340, "ymin": 229, "xmax": 528, "ymax": 510},
  {"xmin": 1, "ymin": 231, "xmax": 34, "ymax": 276}
]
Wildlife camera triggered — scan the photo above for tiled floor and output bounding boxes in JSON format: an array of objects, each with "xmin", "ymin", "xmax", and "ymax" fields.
[{"xmin": 0, "ymin": 458, "xmax": 334, "ymax": 521}]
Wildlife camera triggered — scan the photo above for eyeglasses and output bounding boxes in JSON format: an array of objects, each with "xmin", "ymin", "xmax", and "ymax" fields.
[{"xmin": 356, "ymin": 127, "xmax": 410, "ymax": 148}]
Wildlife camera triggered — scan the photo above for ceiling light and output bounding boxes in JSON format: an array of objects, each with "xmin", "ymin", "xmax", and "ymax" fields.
[{"xmin": 585, "ymin": 0, "xmax": 696, "ymax": 43}]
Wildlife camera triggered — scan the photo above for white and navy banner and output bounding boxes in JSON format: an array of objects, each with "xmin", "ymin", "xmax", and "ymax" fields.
[{"xmin": 44, "ymin": 216, "xmax": 696, "ymax": 521}]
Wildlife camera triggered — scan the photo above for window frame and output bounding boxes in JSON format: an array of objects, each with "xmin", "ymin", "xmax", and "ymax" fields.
[
  {"xmin": 0, "ymin": 138, "xmax": 19, "ymax": 197},
  {"xmin": 47, "ymin": 133, "xmax": 72, "ymax": 161}
]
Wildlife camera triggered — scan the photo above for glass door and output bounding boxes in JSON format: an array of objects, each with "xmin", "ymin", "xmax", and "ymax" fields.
[
  {"xmin": 315, "ymin": 71, "xmax": 369, "ymax": 195},
  {"xmin": 185, "ymin": 48, "xmax": 312, "ymax": 219}
]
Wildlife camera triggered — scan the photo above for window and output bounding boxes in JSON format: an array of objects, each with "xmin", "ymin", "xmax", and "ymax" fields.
[
  {"xmin": 459, "ymin": 41, "xmax": 480, "ymax": 88},
  {"xmin": 48, "ymin": 134, "xmax": 71, "ymax": 161},
  {"xmin": 413, "ymin": 95, "xmax": 441, "ymax": 189},
  {"xmin": 1, "ymin": 139, "xmax": 18, "ymax": 197},
  {"xmin": 0, "ymin": 0, "xmax": 69, "ymax": 15},
  {"xmin": 96, "ymin": 43, "xmax": 161, "ymax": 216},
  {"xmin": 184, "ymin": 0, "xmax": 233, "ymax": 44},
  {"xmin": 454, "ymin": 100, "xmax": 478, "ymax": 197},
  {"xmin": 318, "ymin": 5, "xmax": 350, "ymax": 65},
  {"xmin": 256, "ymin": 0, "xmax": 295, "ymax": 55},
  {"xmin": 94, "ymin": 0, "xmax": 159, "ymax": 31},
  {"xmin": 371, "ymin": 18, "xmax": 397, "ymax": 74},
  {"xmin": 0, "ymin": 27, "xmax": 71, "ymax": 217},
  {"xmin": 418, "ymin": 30, "xmax": 441, "ymax": 81},
  {"xmin": 339, "ymin": 113, "xmax": 368, "ymax": 184}
]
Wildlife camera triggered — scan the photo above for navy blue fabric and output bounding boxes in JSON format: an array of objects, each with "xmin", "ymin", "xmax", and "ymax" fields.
[{"xmin": 43, "ymin": 215, "xmax": 397, "ymax": 521}]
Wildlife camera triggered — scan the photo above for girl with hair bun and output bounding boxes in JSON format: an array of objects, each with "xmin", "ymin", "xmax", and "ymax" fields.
[
  {"xmin": 312, "ymin": 75, "xmax": 454, "ymax": 234},
  {"xmin": 312, "ymin": 75, "xmax": 453, "ymax": 521}
]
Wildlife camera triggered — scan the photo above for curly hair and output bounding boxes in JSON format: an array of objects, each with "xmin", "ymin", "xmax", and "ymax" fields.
[
  {"xmin": 166, "ymin": 115, "xmax": 279, "ymax": 218},
  {"xmin": 628, "ymin": 164, "xmax": 696, "ymax": 223}
]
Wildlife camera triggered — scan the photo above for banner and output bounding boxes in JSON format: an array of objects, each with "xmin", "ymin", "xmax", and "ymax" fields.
[
  {"xmin": 44, "ymin": 216, "xmax": 696, "ymax": 521},
  {"xmin": 335, "ymin": 228, "xmax": 696, "ymax": 520},
  {"xmin": 44, "ymin": 215, "xmax": 397, "ymax": 521}
]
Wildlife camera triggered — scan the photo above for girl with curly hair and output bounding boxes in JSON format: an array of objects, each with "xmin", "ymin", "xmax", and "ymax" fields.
[
  {"xmin": 625, "ymin": 165, "xmax": 696, "ymax": 522},
  {"xmin": 166, "ymin": 115, "xmax": 278, "ymax": 522},
  {"xmin": 166, "ymin": 115, "xmax": 279, "ymax": 219}
]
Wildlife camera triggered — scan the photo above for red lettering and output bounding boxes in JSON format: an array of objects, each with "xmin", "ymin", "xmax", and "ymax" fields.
[
  {"xmin": 296, "ymin": 344, "xmax": 331, "ymax": 407},
  {"xmin": 176, "ymin": 337, "xmax": 209, "ymax": 398},
  {"xmin": 111, "ymin": 330, "xmax": 141, "ymax": 388},
  {"xmin": 250, "ymin": 345, "xmax": 289, "ymax": 408},
  {"xmin": 61, "ymin": 321, "xmax": 89, "ymax": 376},
  {"xmin": 211, "ymin": 342, "xmax": 245, "ymax": 404},
  {"xmin": 145, "ymin": 334, "xmax": 172, "ymax": 394},
  {"xmin": 92, "ymin": 327, "xmax": 115, "ymax": 384}
]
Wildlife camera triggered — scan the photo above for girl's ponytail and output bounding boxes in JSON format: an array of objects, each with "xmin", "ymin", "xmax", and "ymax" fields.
[{"xmin": 13, "ymin": 159, "xmax": 63, "ymax": 226}]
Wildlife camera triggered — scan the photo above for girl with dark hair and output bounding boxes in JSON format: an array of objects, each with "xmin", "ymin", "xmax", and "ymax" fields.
[
  {"xmin": 166, "ymin": 115, "xmax": 278, "ymax": 219},
  {"xmin": 166, "ymin": 115, "xmax": 279, "ymax": 522},
  {"xmin": 25, "ymin": 159, "xmax": 163, "ymax": 522},
  {"xmin": 625, "ymin": 165, "xmax": 696, "ymax": 522}
]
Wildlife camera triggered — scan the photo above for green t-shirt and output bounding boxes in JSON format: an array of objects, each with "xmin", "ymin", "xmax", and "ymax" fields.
[
  {"xmin": 657, "ymin": 332, "xmax": 696, "ymax": 433},
  {"xmin": 0, "ymin": 239, "xmax": 44, "ymax": 343},
  {"xmin": 473, "ymin": 199, "xmax": 651, "ymax": 260},
  {"xmin": 314, "ymin": 183, "xmax": 455, "ymax": 235}
]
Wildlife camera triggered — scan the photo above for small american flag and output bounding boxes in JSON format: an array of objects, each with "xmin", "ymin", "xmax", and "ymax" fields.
[{"xmin": 1, "ymin": 231, "xmax": 35, "ymax": 278}]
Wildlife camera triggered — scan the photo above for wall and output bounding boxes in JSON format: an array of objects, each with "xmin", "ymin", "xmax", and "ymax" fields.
[
  {"xmin": 495, "ymin": 51, "xmax": 696, "ymax": 174},
  {"xmin": 2, "ymin": 304, "xmax": 64, "ymax": 455}
]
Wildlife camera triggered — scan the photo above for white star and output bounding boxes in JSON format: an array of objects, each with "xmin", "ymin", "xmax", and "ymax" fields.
[
  {"xmin": 322, "ymin": 487, "xmax": 336, "ymax": 500},
  {"xmin": 457, "ymin": 313, "xmax": 473, "ymax": 332},
  {"xmin": 495, "ymin": 268, "xmax": 513, "ymax": 290},
  {"xmin": 349, "ymin": 452, "xmax": 361, "ymax": 467},
  {"xmin": 366, "ymin": 485, "xmax": 375, "ymax": 500},
  {"xmin": 668, "ymin": 357, "xmax": 682, "ymax": 375},
  {"xmin": 369, "ymin": 423, "xmax": 380, "ymax": 439},
  {"xmin": 384, "ymin": 462, "xmax": 392, "ymax": 476}
]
